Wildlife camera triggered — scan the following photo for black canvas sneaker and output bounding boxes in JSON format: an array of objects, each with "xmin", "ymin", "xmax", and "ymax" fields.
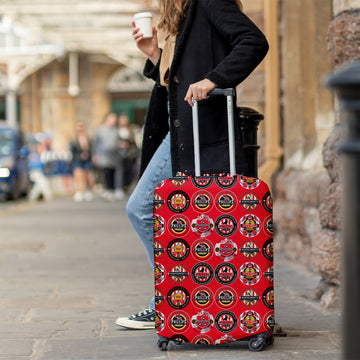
[{"xmin": 115, "ymin": 308, "xmax": 156, "ymax": 330}]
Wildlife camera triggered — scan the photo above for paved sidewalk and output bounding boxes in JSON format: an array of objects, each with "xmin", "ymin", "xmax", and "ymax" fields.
[{"xmin": 0, "ymin": 197, "xmax": 341, "ymax": 360}]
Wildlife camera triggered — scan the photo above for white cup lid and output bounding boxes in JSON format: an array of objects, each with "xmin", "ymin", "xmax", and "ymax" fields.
[{"xmin": 134, "ymin": 12, "xmax": 152, "ymax": 19}]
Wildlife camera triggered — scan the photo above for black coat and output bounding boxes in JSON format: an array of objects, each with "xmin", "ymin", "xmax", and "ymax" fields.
[{"xmin": 140, "ymin": 0, "xmax": 268, "ymax": 177}]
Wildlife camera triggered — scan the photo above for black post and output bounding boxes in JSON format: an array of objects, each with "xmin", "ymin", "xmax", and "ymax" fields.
[
  {"xmin": 237, "ymin": 107, "xmax": 264, "ymax": 178},
  {"xmin": 326, "ymin": 61, "xmax": 360, "ymax": 360}
]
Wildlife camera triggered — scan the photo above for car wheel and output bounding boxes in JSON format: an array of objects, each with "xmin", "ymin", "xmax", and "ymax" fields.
[{"xmin": 7, "ymin": 176, "xmax": 20, "ymax": 200}]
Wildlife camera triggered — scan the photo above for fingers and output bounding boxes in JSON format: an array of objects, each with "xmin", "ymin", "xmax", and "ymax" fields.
[
  {"xmin": 184, "ymin": 88, "xmax": 194, "ymax": 107},
  {"xmin": 184, "ymin": 79, "xmax": 217, "ymax": 106},
  {"xmin": 132, "ymin": 28, "xmax": 144, "ymax": 45},
  {"xmin": 184, "ymin": 84, "xmax": 210, "ymax": 106},
  {"xmin": 132, "ymin": 22, "xmax": 143, "ymax": 41},
  {"xmin": 132, "ymin": 24, "xmax": 157, "ymax": 44},
  {"xmin": 132, "ymin": 26, "xmax": 141, "ymax": 37}
]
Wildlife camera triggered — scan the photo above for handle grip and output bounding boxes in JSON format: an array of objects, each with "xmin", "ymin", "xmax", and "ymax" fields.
[
  {"xmin": 192, "ymin": 88, "xmax": 236, "ymax": 177},
  {"xmin": 208, "ymin": 88, "xmax": 235, "ymax": 97}
]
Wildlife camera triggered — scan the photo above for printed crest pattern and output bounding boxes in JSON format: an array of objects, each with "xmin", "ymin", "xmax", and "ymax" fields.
[
  {"xmin": 153, "ymin": 174, "xmax": 274, "ymax": 344},
  {"xmin": 192, "ymin": 287, "xmax": 213, "ymax": 308}
]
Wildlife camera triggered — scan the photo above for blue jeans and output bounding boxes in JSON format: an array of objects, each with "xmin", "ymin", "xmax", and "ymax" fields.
[{"xmin": 126, "ymin": 132, "xmax": 172, "ymax": 310}]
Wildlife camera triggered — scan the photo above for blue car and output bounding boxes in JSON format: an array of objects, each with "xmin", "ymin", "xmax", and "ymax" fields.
[{"xmin": 0, "ymin": 123, "xmax": 30, "ymax": 200}]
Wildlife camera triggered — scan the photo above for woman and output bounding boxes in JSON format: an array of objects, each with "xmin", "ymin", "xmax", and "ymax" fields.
[
  {"xmin": 92, "ymin": 112, "xmax": 120, "ymax": 201},
  {"xmin": 115, "ymin": 0, "xmax": 268, "ymax": 329},
  {"xmin": 117, "ymin": 113, "xmax": 138, "ymax": 194},
  {"xmin": 70, "ymin": 122, "xmax": 95, "ymax": 202}
]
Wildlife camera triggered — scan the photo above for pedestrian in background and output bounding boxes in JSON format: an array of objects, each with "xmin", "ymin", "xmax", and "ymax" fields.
[
  {"xmin": 69, "ymin": 122, "xmax": 95, "ymax": 202},
  {"xmin": 92, "ymin": 112, "xmax": 120, "ymax": 202},
  {"xmin": 115, "ymin": 0, "xmax": 268, "ymax": 330},
  {"xmin": 117, "ymin": 113, "xmax": 138, "ymax": 195},
  {"xmin": 27, "ymin": 134, "xmax": 53, "ymax": 201}
]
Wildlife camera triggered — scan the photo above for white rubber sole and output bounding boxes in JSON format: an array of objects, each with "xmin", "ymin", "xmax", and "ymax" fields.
[{"xmin": 115, "ymin": 317, "xmax": 155, "ymax": 330}]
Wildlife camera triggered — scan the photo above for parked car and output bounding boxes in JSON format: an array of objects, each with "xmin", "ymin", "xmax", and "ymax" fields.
[{"xmin": 0, "ymin": 123, "xmax": 30, "ymax": 200}]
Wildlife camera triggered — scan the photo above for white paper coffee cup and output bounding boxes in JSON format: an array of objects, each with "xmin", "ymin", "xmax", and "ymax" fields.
[{"xmin": 134, "ymin": 12, "xmax": 153, "ymax": 39}]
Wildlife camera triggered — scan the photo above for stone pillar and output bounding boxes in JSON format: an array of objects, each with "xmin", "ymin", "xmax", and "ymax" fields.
[
  {"xmin": 313, "ymin": 4, "xmax": 360, "ymax": 307},
  {"xmin": 20, "ymin": 72, "xmax": 42, "ymax": 134},
  {"xmin": 239, "ymin": 0, "xmax": 268, "ymax": 167},
  {"xmin": 280, "ymin": 0, "xmax": 334, "ymax": 171},
  {"xmin": 6, "ymin": 90, "xmax": 17, "ymax": 127},
  {"xmin": 259, "ymin": 0, "xmax": 282, "ymax": 185}
]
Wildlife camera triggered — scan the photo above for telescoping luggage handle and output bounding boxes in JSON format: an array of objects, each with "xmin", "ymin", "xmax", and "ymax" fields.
[{"xmin": 192, "ymin": 88, "xmax": 236, "ymax": 177}]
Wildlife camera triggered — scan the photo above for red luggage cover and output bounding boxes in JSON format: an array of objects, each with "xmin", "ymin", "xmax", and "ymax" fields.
[{"xmin": 153, "ymin": 174, "xmax": 274, "ymax": 345}]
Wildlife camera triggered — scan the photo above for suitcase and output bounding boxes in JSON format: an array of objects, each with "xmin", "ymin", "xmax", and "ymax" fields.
[{"xmin": 153, "ymin": 89, "xmax": 274, "ymax": 351}]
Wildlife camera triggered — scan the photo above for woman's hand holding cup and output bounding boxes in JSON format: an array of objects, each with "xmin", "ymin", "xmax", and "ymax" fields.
[{"xmin": 132, "ymin": 13, "xmax": 161, "ymax": 65}]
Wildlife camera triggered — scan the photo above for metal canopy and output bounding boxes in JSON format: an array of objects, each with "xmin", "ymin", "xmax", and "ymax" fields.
[
  {"xmin": 0, "ymin": 0, "xmax": 159, "ymax": 125},
  {"xmin": 0, "ymin": 0, "xmax": 159, "ymax": 68}
]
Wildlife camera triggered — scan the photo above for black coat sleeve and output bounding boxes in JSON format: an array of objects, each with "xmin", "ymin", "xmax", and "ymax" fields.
[
  {"xmin": 139, "ymin": 49, "xmax": 170, "ymax": 177},
  {"xmin": 204, "ymin": 0, "xmax": 269, "ymax": 88},
  {"xmin": 143, "ymin": 49, "xmax": 163, "ymax": 82},
  {"xmin": 139, "ymin": 84, "xmax": 169, "ymax": 177}
]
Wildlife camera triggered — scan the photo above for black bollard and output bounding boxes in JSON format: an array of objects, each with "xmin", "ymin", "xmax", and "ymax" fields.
[
  {"xmin": 326, "ymin": 61, "xmax": 360, "ymax": 360},
  {"xmin": 237, "ymin": 107, "xmax": 264, "ymax": 178}
]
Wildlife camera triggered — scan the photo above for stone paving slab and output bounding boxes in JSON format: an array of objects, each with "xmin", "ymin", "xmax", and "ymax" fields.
[
  {"xmin": 0, "ymin": 340, "xmax": 34, "ymax": 358},
  {"xmin": 32, "ymin": 334, "xmax": 339, "ymax": 360},
  {"xmin": 0, "ymin": 197, "xmax": 341, "ymax": 360}
]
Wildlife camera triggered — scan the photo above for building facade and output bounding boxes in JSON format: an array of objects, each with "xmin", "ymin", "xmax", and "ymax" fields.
[{"xmin": 273, "ymin": 0, "xmax": 360, "ymax": 308}]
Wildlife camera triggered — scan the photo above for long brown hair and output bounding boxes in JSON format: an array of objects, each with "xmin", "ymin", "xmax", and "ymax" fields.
[{"xmin": 158, "ymin": 0, "xmax": 244, "ymax": 35}]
